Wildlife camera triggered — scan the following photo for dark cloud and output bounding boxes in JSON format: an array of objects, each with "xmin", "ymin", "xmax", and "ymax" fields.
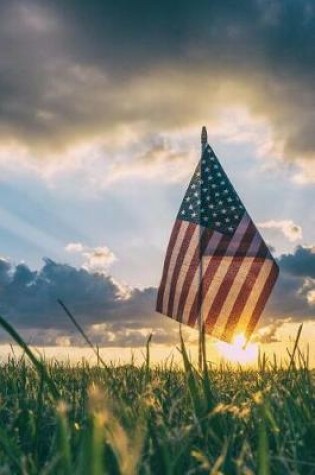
[
  {"xmin": 0, "ymin": 0, "xmax": 314, "ymax": 169},
  {"xmin": 0, "ymin": 257, "xmax": 179, "ymax": 347},
  {"xmin": 277, "ymin": 246, "xmax": 315, "ymax": 278},
  {"xmin": 262, "ymin": 246, "xmax": 315, "ymax": 324},
  {"xmin": 1, "ymin": 245, "xmax": 315, "ymax": 347}
]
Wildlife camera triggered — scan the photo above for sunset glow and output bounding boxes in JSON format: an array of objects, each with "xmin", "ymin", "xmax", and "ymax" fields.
[{"xmin": 216, "ymin": 333, "xmax": 258, "ymax": 364}]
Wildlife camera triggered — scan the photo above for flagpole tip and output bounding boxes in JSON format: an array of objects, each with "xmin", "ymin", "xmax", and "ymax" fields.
[{"xmin": 201, "ymin": 126, "xmax": 207, "ymax": 151}]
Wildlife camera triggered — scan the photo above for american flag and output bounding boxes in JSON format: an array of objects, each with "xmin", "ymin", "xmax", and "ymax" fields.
[{"xmin": 156, "ymin": 140, "xmax": 279, "ymax": 343}]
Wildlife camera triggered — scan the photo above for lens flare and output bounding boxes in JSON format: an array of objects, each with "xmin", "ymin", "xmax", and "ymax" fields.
[{"xmin": 215, "ymin": 333, "xmax": 258, "ymax": 364}]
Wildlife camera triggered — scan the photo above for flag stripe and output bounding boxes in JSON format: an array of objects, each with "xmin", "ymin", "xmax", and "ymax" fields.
[
  {"xmin": 210, "ymin": 231, "xmax": 266, "ymax": 340},
  {"xmin": 204, "ymin": 221, "xmax": 256, "ymax": 332},
  {"xmin": 212, "ymin": 257, "xmax": 257, "ymax": 340},
  {"xmin": 187, "ymin": 215, "xmax": 250, "ymax": 327},
  {"xmin": 187, "ymin": 241, "xmax": 227, "ymax": 326},
  {"xmin": 245, "ymin": 262, "xmax": 279, "ymax": 339},
  {"xmin": 162, "ymin": 220, "xmax": 190, "ymax": 314},
  {"xmin": 180, "ymin": 230, "xmax": 223, "ymax": 325},
  {"xmin": 195, "ymin": 215, "xmax": 251, "ymax": 329},
  {"xmin": 172, "ymin": 227, "xmax": 213, "ymax": 320},
  {"xmin": 232, "ymin": 258, "xmax": 275, "ymax": 336},
  {"xmin": 156, "ymin": 219, "xmax": 182, "ymax": 312},
  {"xmin": 220, "ymin": 240, "xmax": 268, "ymax": 341},
  {"xmin": 165, "ymin": 223, "xmax": 196, "ymax": 315},
  {"xmin": 168, "ymin": 224, "xmax": 203, "ymax": 318}
]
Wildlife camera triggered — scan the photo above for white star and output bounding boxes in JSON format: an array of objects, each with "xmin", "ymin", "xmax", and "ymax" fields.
[
  {"xmin": 213, "ymin": 212, "xmax": 217, "ymax": 217},
  {"xmin": 214, "ymin": 164, "xmax": 218, "ymax": 169},
  {"xmin": 194, "ymin": 192, "xmax": 198, "ymax": 197},
  {"xmin": 215, "ymin": 221, "xmax": 221, "ymax": 226},
  {"xmin": 217, "ymin": 172, "xmax": 222, "ymax": 177},
  {"xmin": 228, "ymin": 226, "xmax": 234, "ymax": 232},
  {"xmin": 227, "ymin": 198, "xmax": 233, "ymax": 203},
  {"xmin": 189, "ymin": 204, "xmax": 193, "ymax": 210},
  {"xmin": 222, "ymin": 209, "xmax": 227, "ymax": 214},
  {"xmin": 191, "ymin": 184, "xmax": 196, "ymax": 189},
  {"xmin": 181, "ymin": 210, "xmax": 186, "ymax": 215},
  {"xmin": 206, "ymin": 196, "xmax": 210, "ymax": 201},
  {"xmin": 231, "ymin": 206, "xmax": 236, "ymax": 210},
  {"xmin": 202, "ymin": 187, "xmax": 207, "ymax": 192},
  {"xmin": 211, "ymin": 184, "xmax": 216, "ymax": 188},
  {"xmin": 215, "ymin": 192, "xmax": 219, "ymax": 197},
  {"xmin": 203, "ymin": 216, "xmax": 209, "ymax": 221},
  {"xmin": 208, "ymin": 176, "xmax": 213, "ymax": 181},
  {"xmin": 225, "ymin": 217, "xmax": 230, "ymax": 222},
  {"xmin": 185, "ymin": 197, "xmax": 190, "ymax": 202},
  {"xmin": 205, "ymin": 167, "xmax": 210, "ymax": 172},
  {"xmin": 218, "ymin": 200, "xmax": 223, "ymax": 205},
  {"xmin": 197, "ymin": 200, "xmax": 201, "ymax": 205},
  {"xmin": 191, "ymin": 212, "xmax": 196, "ymax": 217},
  {"xmin": 209, "ymin": 204, "xmax": 214, "ymax": 209},
  {"xmin": 220, "ymin": 180, "xmax": 225, "ymax": 185},
  {"xmin": 234, "ymin": 214, "xmax": 239, "ymax": 219}
]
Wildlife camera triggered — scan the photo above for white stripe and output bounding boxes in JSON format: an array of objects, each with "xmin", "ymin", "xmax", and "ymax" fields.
[
  {"xmin": 234, "ymin": 259, "xmax": 274, "ymax": 335},
  {"xmin": 212, "ymin": 257, "xmax": 256, "ymax": 337},
  {"xmin": 181, "ymin": 215, "xmax": 251, "ymax": 326},
  {"xmin": 181, "ymin": 232, "xmax": 222, "ymax": 324},
  {"xmin": 222, "ymin": 214, "xmax": 251, "ymax": 256},
  {"xmin": 212, "ymin": 232, "xmax": 263, "ymax": 336},
  {"xmin": 201, "ymin": 216, "xmax": 252, "ymax": 325},
  {"xmin": 171, "ymin": 225, "xmax": 200, "ymax": 317},
  {"xmin": 162, "ymin": 221, "xmax": 189, "ymax": 314}
]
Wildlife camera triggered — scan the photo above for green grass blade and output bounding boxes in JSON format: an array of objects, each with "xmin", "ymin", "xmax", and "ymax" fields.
[{"xmin": 0, "ymin": 314, "xmax": 59, "ymax": 400}]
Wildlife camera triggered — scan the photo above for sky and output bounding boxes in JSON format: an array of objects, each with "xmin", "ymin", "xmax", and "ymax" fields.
[{"xmin": 0, "ymin": 0, "xmax": 314, "ymax": 365}]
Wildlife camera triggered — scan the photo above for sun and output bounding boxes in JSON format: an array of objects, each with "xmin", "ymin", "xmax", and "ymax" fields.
[{"xmin": 215, "ymin": 333, "xmax": 258, "ymax": 364}]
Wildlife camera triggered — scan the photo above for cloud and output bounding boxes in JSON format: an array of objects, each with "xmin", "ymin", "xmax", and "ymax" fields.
[
  {"xmin": 258, "ymin": 220, "xmax": 303, "ymax": 242},
  {"xmin": 1, "ymin": 244, "xmax": 315, "ymax": 347},
  {"xmin": 262, "ymin": 246, "xmax": 315, "ymax": 327},
  {"xmin": 0, "ymin": 0, "xmax": 314, "ymax": 181},
  {"xmin": 253, "ymin": 319, "xmax": 290, "ymax": 344},
  {"xmin": 0, "ymin": 257, "xmax": 179, "ymax": 347},
  {"xmin": 277, "ymin": 245, "xmax": 315, "ymax": 278},
  {"xmin": 65, "ymin": 242, "xmax": 117, "ymax": 273},
  {"xmin": 65, "ymin": 242, "xmax": 84, "ymax": 253}
]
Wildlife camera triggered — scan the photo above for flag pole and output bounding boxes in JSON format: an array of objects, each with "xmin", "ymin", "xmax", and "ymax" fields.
[{"xmin": 198, "ymin": 126, "xmax": 207, "ymax": 371}]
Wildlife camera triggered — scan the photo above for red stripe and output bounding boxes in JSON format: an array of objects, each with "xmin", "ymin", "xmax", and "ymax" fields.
[
  {"xmin": 176, "ymin": 228, "xmax": 214, "ymax": 322},
  {"xmin": 221, "ymin": 241, "xmax": 268, "ymax": 342},
  {"xmin": 208, "ymin": 235, "xmax": 236, "ymax": 256},
  {"xmin": 156, "ymin": 220, "xmax": 182, "ymax": 313},
  {"xmin": 167, "ymin": 223, "xmax": 196, "ymax": 316},
  {"xmin": 244, "ymin": 262, "xmax": 279, "ymax": 339},
  {"xmin": 187, "ymin": 234, "xmax": 230, "ymax": 327},
  {"xmin": 204, "ymin": 222, "xmax": 256, "ymax": 332}
]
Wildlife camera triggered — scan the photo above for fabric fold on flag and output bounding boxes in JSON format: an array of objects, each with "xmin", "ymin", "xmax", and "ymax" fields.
[{"xmin": 156, "ymin": 143, "xmax": 279, "ymax": 343}]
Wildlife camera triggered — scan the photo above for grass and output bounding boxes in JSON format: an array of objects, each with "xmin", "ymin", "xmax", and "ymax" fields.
[{"xmin": 0, "ymin": 318, "xmax": 314, "ymax": 474}]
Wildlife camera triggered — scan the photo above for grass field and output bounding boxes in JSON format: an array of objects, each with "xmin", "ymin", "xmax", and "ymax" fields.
[{"xmin": 0, "ymin": 318, "xmax": 314, "ymax": 474}]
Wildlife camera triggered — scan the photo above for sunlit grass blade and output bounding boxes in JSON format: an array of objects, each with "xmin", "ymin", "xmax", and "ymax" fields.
[
  {"xmin": 55, "ymin": 402, "xmax": 72, "ymax": 475},
  {"xmin": 288, "ymin": 323, "xmax": 303, "ymax": 371},
  {"xmin": 58, "ymin": 299, "xmax": 107, "ymax": 369},
  {"xmin": 0, "ymin": 314, "xmax": 59, "ymax": 400},
  {"xmin": 179, "ymin": 330, "xmax": 205, "ymax": 420}
]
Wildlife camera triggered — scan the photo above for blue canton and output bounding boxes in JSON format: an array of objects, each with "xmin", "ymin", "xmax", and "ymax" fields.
[{"xmin": 177, "ymin": 145, "xmax": 245, "ymax": 235}]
